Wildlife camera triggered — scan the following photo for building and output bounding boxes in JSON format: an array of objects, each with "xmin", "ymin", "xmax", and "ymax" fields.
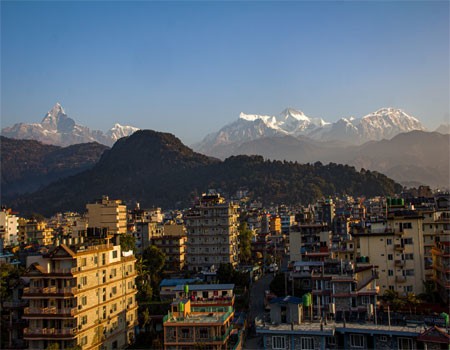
[
  {"xmin": 18, "ymin": 218, "xmax": 54, "ymax": 246},
  {"xmin": 0, "ymin": 207, "xmax": 19, "ymax": 246},
  {"xmin": 163, "ymin": 298, "xmax": 236, "ymax": 350},
  {"xmin": 152, "ymin": 229, "xmax": 187, "ymax": 272},
  {"xmin": 431, "ymin": 229, "xmax": 450, "ymax": 305},
  {"xmin": 184, "ymin": 194, "xmax": 239, "ymax": 272},
  {"xmin": 22, "ymin": 234, "xmax": 138, "ymax": 350},
  {"xmin": 289, "ymin": 223, "xmax": 331, "ymax": 262},
  {"xmin": 86, "ymin": 196, "xmax": 127, "ymax": 235},
  {"xmin": 353, "ymin": 211, "xmax": 426, "ymax": 296}
]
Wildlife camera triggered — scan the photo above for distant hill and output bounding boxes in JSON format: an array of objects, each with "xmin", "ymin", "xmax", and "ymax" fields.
[
  {"xmin": 1, "ymin": 136, "xmax": 108, "ymax": 198},
  {"xmin": 8, "ymin": 130, "xmax": 402, "ymax": 216},
  {"xmin": 221, "ymin": 131, "xmax": 450, "ymax": 188}
]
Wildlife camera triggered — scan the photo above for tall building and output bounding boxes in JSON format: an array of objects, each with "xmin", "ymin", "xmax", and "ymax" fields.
[
  {"xmin": 0, "ymin": 207, "xmax": 19, "ymax": 246},
  {"xmin": 22, "ymin": 234, "xmax": 138, "ymax": 350},
  {"xmin": 86, "ymin": 196, "xmax": 127, "ymax": 235},
  {"xmin": 184, "ymin": 194, "xmax": 239, "ymax": 272},
  {"xmin": 18, "ymin": 218, "xmax": 54, "ymax": 246},
  {"xmin": 353, "ymin": 212, "xmax": 426, "ymax": 295},
  {"xmin": 431, "ymin": 229, "xmax": 450, "ymax": 304}
]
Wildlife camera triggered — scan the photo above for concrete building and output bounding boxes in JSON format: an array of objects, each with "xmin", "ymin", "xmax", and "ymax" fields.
[
  {"xmin": 18, "ymin": 218, "xmax": 54, "ymax": 246},
  {"xmin": 152, "ymin": 230, "xmax": 187, "ymax": 272},
  {"xmin": 289, "ymin": 223, "xmax": 331, "ymax": 262},
  {"xmin": 353, "ymin": 212, "xmax": 426, "ymax": 296},
  {"xmin": 22, "ymin": 234, "xmax": 138, "ymax": 350},
  {"xmin": 163, "ymin": 298, "xmax": 237, "ymax": 350},
  {"xmin": 431, "ymin": 229, "xmax": 450, "ymax": 305},
  {"xmin": 0, "ymin": 207, "xmax": 19, "ymax": 246},
  {"xmin": 184, "ymin": 194, "xmax": 239, "ymax": 272},
  {"xmin": 86, "ymin": 196, "xmax": 127, "ymax": 235}
]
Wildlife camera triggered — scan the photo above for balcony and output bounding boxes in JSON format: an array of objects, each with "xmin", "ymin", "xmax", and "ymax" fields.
[
  {"xmin": 24, "ymin": 327, "xmax": 77, "ymax": 339},
  {"xmin": 394, "ymin": 244, "xmax": 405, "ymax": 252},
  {"xmin": 24, "ymin": 306, "xmax": 78, "ymax": 317},
  {"xmin": 395, "ymin": 260, "xmax": 405, "ymax": 267},
  {"xmin": 23, "ymin": 286, "xmax": 78, "ymax": 297},
  {"xmin": 396, "ymin": 276, "xmax": 407, "ymax": 283}
]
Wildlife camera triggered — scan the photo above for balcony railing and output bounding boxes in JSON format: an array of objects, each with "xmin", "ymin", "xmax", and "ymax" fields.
[
  {"xmin": 24, "ymin": 286, "xmax": 78, "ymax": 295},
  {"xmin": 24, "ymin": 306, "xmax": 77, "ymax": 316},
  {"xmin": 24, "ymin": 327, "xmax": 77, "ymax": 337},
  {"xmin": 395, "ymin": 260, "xmax": 405, "ymax": 267},
  {"xmin": 394, "ymin": 244, "xmax": 405, "ymax": 252},
  {"xmin": 396, "ymin": 276, "xmax": 407, "ymax": 283},
  {"xmin": 3, "ymin": 300, "xmax": 28, "ymax": 308}
]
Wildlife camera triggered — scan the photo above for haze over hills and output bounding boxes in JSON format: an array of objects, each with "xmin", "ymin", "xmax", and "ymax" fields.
[
  {"xmin": 194, "ymin": 107, "xmax": 426, "ymax": 156},
  {"xmin": 7, "ymin": 130, "xmax": 401, "ymax": 216},
  {"xmin": 1, "ymin": 103, "xmax": 139, "ymax": 147},
  {"xmin": 230, "ymin": 131, "xmax": 450, "ymax": 188},
  {"xmin": 1, "ymin": 136, "xmax": 108, "ymax": 198}
]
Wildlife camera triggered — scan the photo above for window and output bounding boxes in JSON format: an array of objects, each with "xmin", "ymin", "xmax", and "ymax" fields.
[
  {"xmin": 181, "ymin": 328, "xmax": 190, "ymax": 339},
  {"xmin": 81, "ymin": 315, "xmax": 88, "ymax": 325},
  {"xmin": 81, "ymin": 336, "xmax": 88, "ymax": 346},
  {"xmin": 389, "ymin": 285, "xmax": 394, "ymax": 290},
  {"xmin": 199, "ymin": 328, "xmax": 209, "ymax": 339},
  {"xmin": 398, "ymin": 337, "xmax": 413, "ymax": 350},
  {"xmin": 82, "ymin": 296, "xmax": 87, "ymax": 306},
  {"xmin": 379, "ymin": 335, "xmax": 387, "ymax": 342},
  {"xmin": 388, "ymin": 254, "xmax": 393, "ymax": 260},
  {"xmin": 388, "ymin": 270, "xmax": 393, "ymax": 276},
  {"xmin": 301, "ymin": 337, "xmax": 314, "ymax": 350},
  {"xmin": 403, "ymin": 223, "xmax": 412, "ymax": 229},
  {"xmin": 350, "ymin": 334, "xmax": 365, "ymax": 348},
  {"xmin": 81, "ymin": 276, "xmax": 88, "ymax": 285},
  {"xmin": 272, "ymin": 336, "xmax": 286, "ymax": 350},
  {"xmin": 403, "ymin": 254, "xmax": 413, "ymax": 260},
  {"xmin": 326, "ymin": 337, "xmax": 336, "ymax": 347},
  {"xmin": 403, "ymin": 269, "xmax": 414, "ymax": 276},
  {"xmin": 402, "ymin": 238, "xmax": 413, "ymax": 245},
  {"xmin": 387, "ymin": 239, "xmax": 393, "ymax": 245}
]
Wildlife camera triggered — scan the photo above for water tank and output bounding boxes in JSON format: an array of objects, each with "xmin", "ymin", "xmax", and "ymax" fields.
[
  {"xmin": 303, "ymin": 293, "xmax": 311, "ymax": 307},
  {"xmin": 184, "ymin": 285, "xmax": 189, "ymax": 295},
  {"xmin": 329, "ymin": 303, "xmax": 335, "ymax": 314},
  {"xmin": 179, "ymin": 302, "xmax": 184, "ymax": 312}
]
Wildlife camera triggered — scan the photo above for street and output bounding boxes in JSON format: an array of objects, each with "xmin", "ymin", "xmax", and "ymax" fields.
[{"xmin": 244, "ymin": 273, "xmax": 274, "ymax": 349}]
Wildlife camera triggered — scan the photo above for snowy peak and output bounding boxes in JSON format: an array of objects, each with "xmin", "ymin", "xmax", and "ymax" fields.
[
  {"xmin": 107, "ymin": 124, "xmax": 140, "ymax": 140},
  {"xmin": 2, "ymin": 103, "xmax": 139, "ymax": 147},
  {"xmin": 194, "ymin": 106, "xmax": 428, "ymax": 157}
]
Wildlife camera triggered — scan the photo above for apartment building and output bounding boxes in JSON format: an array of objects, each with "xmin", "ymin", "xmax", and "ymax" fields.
[
  {"xmin": 152, "ymin": 229, "xmax": 187, "ymax": 272},
  {"xmin": 22, "ymin": 234, "xmax": 138, "ymax": 350},
  {"xmin": 86, "ymin": 196, "xmax": 127, "ymax": 235},
  {"xmin": 18, "ymin": 218, "xmax": 54, "ymax": 246},
  {"xmin": 289, "ymin": 223, "xmax": 331, "ymax": 262},
  {"xmin": 184, "ymin": 194, "xmax": 239, "ymax": 272},
  {"xmin": 353, "ymin": 212, "xmax": 426, "ymax": 295},
  {"xmin": 163, "ymin": 298, "xmax": 236, "ymax": 350},
  {"xmin": 431, "ymin": 229, "xmax": 450, "ymax": 304},
  {"xmin": 0, "ymin": 207, "xmax": 19, "ymax": 246}
]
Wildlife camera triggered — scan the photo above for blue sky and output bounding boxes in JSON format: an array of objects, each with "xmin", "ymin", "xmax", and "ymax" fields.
[{"xmin": 1, "ymin": 1, "xmax": 449, "ymax": 144}]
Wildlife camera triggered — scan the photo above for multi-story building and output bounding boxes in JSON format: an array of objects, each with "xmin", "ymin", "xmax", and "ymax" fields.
[
  {"xmin": 86, "ymin": 196, "xmax": 127, "ymax": 235},
  {"xmin": 184, "ymin": 194, "xmax": 239, "ymax": 272},
  {"xmin": 152, "ymin": 228, "xmax": 187, "ymax": 272},
  {"xmin": 269, "ymin": 215, "xmax": 281, "ymax": 235},
  {"xmin": 431, "ymin": 229, "xmax": 450, "ymax": 305},
  {"xmin": 289, "ymin": 223, "xmax": 331, "ymax": 262},
  {"xmin": 163, "ymin": 298, "xmax": 236, "ymax": 350},
  {"xmin": 18, "ymin": 218, "xmax": 54, "ymax": 246},
  {"xmin": 353, "ymin": 211, "xmax": 426, "ymax": 296},
  {"xmin": 133, "ymin": 222, "xmax": 159, "ymax": 254},
  {"xmin": 22, "ymin": 234, "xmax": 138, "ymax": 350},
  {"xmin": 0, "ymin": 207, "xmax": 19, "ymax": 246}
]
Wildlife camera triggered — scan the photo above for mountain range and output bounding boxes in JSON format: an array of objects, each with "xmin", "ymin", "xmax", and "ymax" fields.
[
  {"xmin": 1, "ymin": 103, "xmax": 139, "ymax": 147},
  {"xmin": 193, "ymin": 107, "xmax": 427, "ymax": 157},
  {"xmin": 5, "ymin": 130, "xmax": 401, "ymax": 216}
]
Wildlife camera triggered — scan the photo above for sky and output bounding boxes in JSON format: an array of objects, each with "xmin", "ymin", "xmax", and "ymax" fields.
[{"xmin": 1, "ymin": 1, "xmax": 449, "ymax": 145}]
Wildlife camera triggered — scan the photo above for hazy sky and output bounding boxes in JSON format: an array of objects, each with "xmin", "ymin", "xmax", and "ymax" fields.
[{"xmin": 1, "ymin": 1, "xmax": 449, "ymax": 144}]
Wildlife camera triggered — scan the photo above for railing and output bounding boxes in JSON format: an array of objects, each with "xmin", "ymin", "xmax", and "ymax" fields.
[
  {"xmin": 24, "ymin": 286, "xmax": 78, "ymax": 295},
  {"xmin": 213, "ymin": 325, "xmax": 233, "ymax": 342},
  {"xmin": 394, "ymin": 244, "xmax": 405, "ymax": 251},
  {"xmin": 24, "ymin": 327, "xmax": 77, "ymax": 336},
  {"xmin": 396, "ymin": 276, "xmax": 407, "ymax": 283},
  {"xmin": 24, "ymin": 307, "xmax": 77, "ymax": 316},
  {"xmin": 395, "ymin": 260, "xmax": 405, "ymax": 267}
]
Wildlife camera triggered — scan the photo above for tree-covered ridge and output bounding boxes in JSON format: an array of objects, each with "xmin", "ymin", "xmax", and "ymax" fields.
[{"xmin": 8, "ymin": 130, "xmax": 402, "ymax": 215}]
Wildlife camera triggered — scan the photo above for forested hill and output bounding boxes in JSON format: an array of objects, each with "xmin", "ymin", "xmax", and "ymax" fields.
[{"xmin": 9, "ymin": 130, "xmax": 402, "ymax": 216}]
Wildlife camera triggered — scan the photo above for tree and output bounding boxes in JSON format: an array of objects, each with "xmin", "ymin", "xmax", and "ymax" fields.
[
  {"xmin": 217, "ymin": 263, "xmax": 234, "ymax": 284},
  {"xmin": 142, "ymin": 245, "xmax": 166, "ymax": 299},
  {"xmin": 382, "ymin": 289, "xmax": 405, "ymax": 312},
  {"xmin": 405, "ymin": 293, "xmax": 420, "ymax": 315},
  {"xmin": 120, "ymin": 234, "xmax": 136, "ymax": 252},
  {"xmin": 238, "ymin": 222, "xmax": 252, "ymax": 264}
]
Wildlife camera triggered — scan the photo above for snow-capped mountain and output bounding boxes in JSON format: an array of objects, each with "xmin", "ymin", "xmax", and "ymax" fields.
[
  {"xmin": 194, "ymin": 108, "xmax": 328, "ymax": 155},
  {"xmin": 194, "ymin": 107, "xmax": 427, "ymax": 156},
  {"xmin": 1, "ymin": 103, "xmax": 139, "ymax": 147}
]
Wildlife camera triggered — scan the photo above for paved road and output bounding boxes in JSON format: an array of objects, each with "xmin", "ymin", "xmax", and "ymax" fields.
[{"xmin": 244, "ymin": 273, "xmax": 274, "ymax": 349}]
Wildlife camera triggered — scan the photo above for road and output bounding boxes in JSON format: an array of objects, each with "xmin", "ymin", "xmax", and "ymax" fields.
[{"xmin": 244, "ymin": 273, "xmax": 274, "ymax": 350}]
